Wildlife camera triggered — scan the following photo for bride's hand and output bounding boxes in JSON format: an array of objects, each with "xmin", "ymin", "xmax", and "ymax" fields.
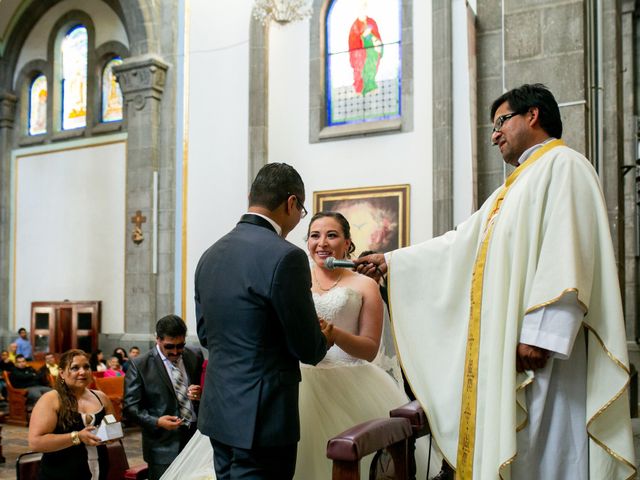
[{"xmin": 320, "ymin": 320, "xmax": 335, "ymax": 347}]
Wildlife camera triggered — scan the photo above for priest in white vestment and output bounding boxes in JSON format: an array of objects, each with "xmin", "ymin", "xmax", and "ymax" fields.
[{"xmin": 356, "ymin": 84, "xmax": 636, "ymax": 479}]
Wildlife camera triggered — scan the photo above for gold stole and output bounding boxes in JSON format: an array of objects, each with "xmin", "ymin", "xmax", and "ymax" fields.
[{"xmin": 455, "ymin": 139, "xmax": 565, "ymax": 478}]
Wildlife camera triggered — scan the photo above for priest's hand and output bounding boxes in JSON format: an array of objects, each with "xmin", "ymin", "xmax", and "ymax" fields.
[
  {"xmin": 354, "ymin": 254, "xmax": 387, "ymax": 282},
  {"xmin": 516, "ymin": 343, "xmax": 551, "ymax": 372}
]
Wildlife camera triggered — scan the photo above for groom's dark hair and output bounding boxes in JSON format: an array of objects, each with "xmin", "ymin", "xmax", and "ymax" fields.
[{"xmin": 249, "ymin": 163, "xmax": 305, "ymax": 211}]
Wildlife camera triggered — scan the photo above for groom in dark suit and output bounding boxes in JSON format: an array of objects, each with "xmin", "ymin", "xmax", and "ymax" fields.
[
  {"xmin": 124, "ymin": 314, "xmax": 204, "ymax": 480},
  {"xmin": 195, "ymin": 163, "xmax": 331, "ymax": 479}
]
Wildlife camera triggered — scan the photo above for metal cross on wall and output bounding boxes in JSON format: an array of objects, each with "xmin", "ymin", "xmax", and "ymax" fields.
[{"xmin": 131, "ymin": 210, "xmax": 146, "ymax": 245}]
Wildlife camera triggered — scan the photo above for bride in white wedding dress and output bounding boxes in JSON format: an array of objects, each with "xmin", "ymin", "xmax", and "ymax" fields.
[{"xmin": 161, "ymin": 212, "xmax": 436, "ymax": 480}]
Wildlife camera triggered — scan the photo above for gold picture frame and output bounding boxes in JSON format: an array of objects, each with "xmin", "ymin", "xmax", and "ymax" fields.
[{"xmin": 313, "ymin": 184, "xmax": 410, "ymax": 257}]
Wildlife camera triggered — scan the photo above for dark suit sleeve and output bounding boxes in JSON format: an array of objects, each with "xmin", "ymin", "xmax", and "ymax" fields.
[
  {"xmin": 124, "ymin": 360, "xmax": 161, "ymax": 432},
  {"xmin": 195, "ymin": 288, "xmax": 207, "ymax": 348},
  {"xmin": 271, "ymin": 248, "xmax": 327, "ymax": 365}
]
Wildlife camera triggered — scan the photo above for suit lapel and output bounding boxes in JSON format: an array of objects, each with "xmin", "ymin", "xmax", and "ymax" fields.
[
  {"xmin": 238, "ymin": 214, "xmax": 278, "ymax": 234},
  {"xmin": 182, "ymin": 349, "xmax": 196, "ymax": 384},
  {"xmin": 151, "ymin": 347, "xmax": 175, "ymax": 394}
]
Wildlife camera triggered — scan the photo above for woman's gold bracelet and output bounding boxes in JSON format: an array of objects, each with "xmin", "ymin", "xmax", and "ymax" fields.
[{"xmin": 70, "ymin": 431, "xmax": 81, "ymax": 446}]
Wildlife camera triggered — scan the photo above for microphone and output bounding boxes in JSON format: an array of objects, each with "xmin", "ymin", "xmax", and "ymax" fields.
[{"xmin": 324, "ymin": 257, "xmax": 356, "ymax": 270}]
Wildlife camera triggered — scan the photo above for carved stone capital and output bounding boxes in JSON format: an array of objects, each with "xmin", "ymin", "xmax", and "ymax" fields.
[
  {"xmin": 622, "ymin": 0, "xmax": 635, "ymax": 14},
  {"xmin": 0, "ymin": 92, "xmax": 17, "ymax": 129},
  {"xmin": 113, "ymin": 55, "xmax": 169, "ymax": 110}
]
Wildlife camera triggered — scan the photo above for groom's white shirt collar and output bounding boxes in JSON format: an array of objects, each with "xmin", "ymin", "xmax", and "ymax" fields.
[{"xmin": 246, "ymin": 212, "xmax": 282, "ymax": 236}]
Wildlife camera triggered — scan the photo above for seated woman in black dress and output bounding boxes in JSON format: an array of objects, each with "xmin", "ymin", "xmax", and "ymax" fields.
[{"xmin": 28, "ymin": 349, "xmax": 116, "ymax": 479}]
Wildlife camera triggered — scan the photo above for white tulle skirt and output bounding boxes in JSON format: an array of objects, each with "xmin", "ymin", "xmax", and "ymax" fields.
[{"xmin": 161, "ymin": 362, "xmax": 440, "ymax": 480}]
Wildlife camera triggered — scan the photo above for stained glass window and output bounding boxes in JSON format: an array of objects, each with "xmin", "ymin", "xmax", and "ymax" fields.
[
  {"xmin": 326, "ymin": 0, "xmax": 401, "ymax": 126},
  {"xmin": 102, "ymin": 57, "xmax": 123, "ymax": 122},
  {"xmin": 28, "ymin": 74, "xmax": 47, "ymax": 135},
  {"xmin": 61, "ymin": 25, "xmax": 88, "ymax": 130}
]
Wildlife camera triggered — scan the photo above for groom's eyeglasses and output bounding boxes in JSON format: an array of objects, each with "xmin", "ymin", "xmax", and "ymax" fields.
[
  {"xmin": 162, "ymin": 342, "xmax": 186, "ymax": 351},
  {"xmin": 287, "ymin": 193, "xmax": 308, "ymax": 218}
]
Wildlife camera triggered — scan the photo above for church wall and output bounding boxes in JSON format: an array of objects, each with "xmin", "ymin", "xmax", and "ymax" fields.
[
  {"xmin": 183, "ymin": 1, "xmax": 253, "ymax": 330},
  {"xmin": 12, "ymin": 137, "xmax": 126, "ymax": 334},
  {"xmin": 269, "ymin": 1, "xmax": 433, "ymax": 253},
  {"xmin": 13, "ymin": 0, "xmax": 129, "ymax": 88},
  {"xmin": 182, "ymin": 1, "xmax": 432, "ymax": 330}
]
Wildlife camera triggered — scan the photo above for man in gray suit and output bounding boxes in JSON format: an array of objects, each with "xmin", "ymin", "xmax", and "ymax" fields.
[
  {"xmin": 124, "ymin": 314, "xmax": 204, "ymax": 480},
  {"xmin": 195, "ymin": 163, "xmax": 331, "ymax": 480}
]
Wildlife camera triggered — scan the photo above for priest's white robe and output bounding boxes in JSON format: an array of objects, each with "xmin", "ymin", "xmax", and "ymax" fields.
[{"xmin": 387, "ymin": 140, "xmax": 635, "ymax": 479}]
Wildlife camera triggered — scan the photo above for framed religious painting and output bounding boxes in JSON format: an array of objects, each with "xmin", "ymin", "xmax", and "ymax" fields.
[{"xmin": 313, "ymin": 184, "xmax": 410, "ymax": 257}]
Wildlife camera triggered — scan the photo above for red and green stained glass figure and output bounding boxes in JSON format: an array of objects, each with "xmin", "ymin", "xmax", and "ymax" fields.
[{"xmin": 348, "ymin": 13, "xmax": 383, "ymax": 95}]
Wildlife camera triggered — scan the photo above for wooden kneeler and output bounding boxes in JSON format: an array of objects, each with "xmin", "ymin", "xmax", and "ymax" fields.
[{"xmin": 326, "ymin": 417, "xmax": 412, "ymax": 480}]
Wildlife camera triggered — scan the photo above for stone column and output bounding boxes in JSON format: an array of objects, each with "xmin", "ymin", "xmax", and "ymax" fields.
[
  {"xmin": 248, "ymin": 19, "xmax": 269, "ymax": 188},
  {"xmin": 0, "ymin": 93, "xmax": 17, "ymax": 333},
  {"xmin": 113, "ymin": 56, "xmax": 168, "ymax": 334},
  {"xmin": 432, "ymin": 0, "xmax": 453, "ymax": 236}
]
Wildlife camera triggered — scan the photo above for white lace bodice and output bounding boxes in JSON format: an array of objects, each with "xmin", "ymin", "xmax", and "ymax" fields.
[{"xmin": 312, "ymin": 286, "xmax": 364, "ymax": 367}]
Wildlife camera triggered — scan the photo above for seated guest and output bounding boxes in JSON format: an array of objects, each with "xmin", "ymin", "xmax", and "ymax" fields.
[
  {"xmin": 89, "ymin": 350, "xmax": 107, "ymax": 372},
  {"xmin": 112, "ymin": 348, "xmax": 129, "ymax": 372},
  {"xmin": 0, "ymin": 350, "xmax": 14, "ymax": 371},
  {"xmin": 15, "ymin": 327, "xmax": 33, "ymax": 360},
  {"xmin": 0, "ymin": 350, "xmax": 13, "ymax": 401},
  {"xmin": 7, "ymin": 343, "xmax": 17, "ymax": 363},
  {"xmin": 103, "ymin": 356, "xmax": 125, "ymax": 378},
  {"xmin": 44, "ymin": 353, "xmax": 59, "ymax": 377},
  {"xmin": 28, "ymin": 349, "xmax": 116, "ymax": 479},
  {"xmin": 123, "ymin": 346, "xmax": 140, "ymax": 372},
  {"xmin": 128, "ymin": 346, "xmax": 141, "ymax": 359},
  {"xmin": 10, "ymin": 354, "xmax": 51, "ymax": 405}
]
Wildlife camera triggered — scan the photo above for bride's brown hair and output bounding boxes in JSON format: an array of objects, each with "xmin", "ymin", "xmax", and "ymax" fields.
[{"xmin": 307, "ymin": 211, "xmax": 357, "ymax": 258}]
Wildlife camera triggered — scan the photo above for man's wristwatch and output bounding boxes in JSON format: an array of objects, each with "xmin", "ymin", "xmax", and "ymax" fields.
[{"xmin": 71, "ymin": 431, "xmax": 81, "ymax": 446}]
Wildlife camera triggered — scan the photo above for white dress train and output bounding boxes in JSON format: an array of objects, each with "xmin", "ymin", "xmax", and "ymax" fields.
[{"xmin": 161, "ymin": 287, "xmax": 439, "ymax": 479}]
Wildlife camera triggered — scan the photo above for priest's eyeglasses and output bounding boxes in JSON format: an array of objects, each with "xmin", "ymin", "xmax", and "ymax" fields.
[{"xmin": 492, "ymin": 112, "xmax": 521, "ymax": 133}]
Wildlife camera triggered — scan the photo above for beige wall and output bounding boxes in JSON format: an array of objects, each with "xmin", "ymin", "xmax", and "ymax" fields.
[{"xmin": 12, "ymin": 137, "xmax": 126, "ymax": 333}]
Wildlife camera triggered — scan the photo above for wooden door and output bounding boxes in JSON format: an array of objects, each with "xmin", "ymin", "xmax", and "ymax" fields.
[
  {"xmin": 31, "ymin": 304, "xmax": 56, "ymax": 357},
  {"xmin": 31, "ymin": 301, "xmax": 101, "ymax": 355},
  {"xmin": 73, "ymin": 302, "xmax": 100, "ymax": 353}
]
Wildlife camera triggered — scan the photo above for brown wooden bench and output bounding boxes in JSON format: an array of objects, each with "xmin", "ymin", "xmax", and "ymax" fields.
[
  {"xmin": 2, "ymin": 371, "xmax": 29, "ymax": 426},
  {"xmin": 94, "ymin": 375, "xmax": 125, "ymax": 421}
]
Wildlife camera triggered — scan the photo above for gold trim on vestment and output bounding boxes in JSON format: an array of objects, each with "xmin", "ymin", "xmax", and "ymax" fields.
[
  {"xmin": 525, "ymin": 287, "xmax": 587, "ymax": 315},
  {"xmin": 498, "ymin": 375, "xmax": 535, "ymax": 479},
  {"xmin": 583, "ymin": 323, "xmax": 637, "ymax": 478},
  {"xmin": 456, "ymin": 139, "xmax": 566, "ymax": 479},
  {"xmin": 583, "ymin": 323, "xmax": 631, "ymax": 375},
  {"xmin": 515, "ymin": 375, "xmax": 533, "ymax": 432}
]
